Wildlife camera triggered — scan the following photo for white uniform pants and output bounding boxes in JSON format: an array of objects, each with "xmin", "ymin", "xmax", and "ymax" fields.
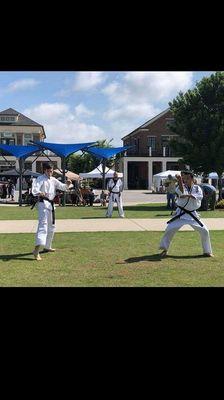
[
  {"xmin": 159, "ymin": 218, "xmax": 212, "ymax": 254},
  {"xmin": 106, "ymin": 193, "xmax": 124, "ymax": 217},
  {"xmin": 35, "ymin": 203, "xmax": 56, "ymax": 248}
]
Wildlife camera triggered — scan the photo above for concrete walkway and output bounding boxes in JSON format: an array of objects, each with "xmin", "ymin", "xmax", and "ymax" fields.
[{"xmin": 0, "ymin": 218, "xmax": 224, "ymax": 233}]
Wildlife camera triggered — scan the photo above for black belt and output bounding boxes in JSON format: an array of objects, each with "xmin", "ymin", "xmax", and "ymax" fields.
[
  {"xmin": 167, "ymin": 206, "xmax": 204, "ymax": 227},
  {"xmin": 31, "ymin": 196, "xmax": 55, "ymax": 225}
]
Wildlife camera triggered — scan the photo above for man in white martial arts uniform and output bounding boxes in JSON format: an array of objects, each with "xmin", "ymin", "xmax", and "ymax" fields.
[
  {"xmin": 32, "ymin": 163, "xmax": 71, "ymax": 261},
  {"xmin": 159, "ymin": 171, "xmax": 213, "ymax": 258},
  {"xmin": 106, "ymin": 172, "xmax": 125, "ymax": 218}
]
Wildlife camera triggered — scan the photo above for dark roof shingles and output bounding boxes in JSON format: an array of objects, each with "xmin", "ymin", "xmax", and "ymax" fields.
[{"xmin": 0, "ymin": 108, "xmax": 42, "ymax": 127}]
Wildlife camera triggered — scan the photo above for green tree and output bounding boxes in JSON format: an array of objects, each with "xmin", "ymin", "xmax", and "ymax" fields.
[
  {"xmin": 66, "ymin": 138, "xmax": 114, "ymax": 174},
  {"xmin": 169, "ymin": 72, "xmax": 224, "ymax": 200}
]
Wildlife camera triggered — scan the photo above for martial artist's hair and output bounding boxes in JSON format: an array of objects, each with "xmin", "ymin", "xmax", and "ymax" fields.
[
  {"xmin": 181, "ymin": 170, "xmax": 194, "ymax": 178},
  {"xmin": 42, "ymin": 162, "xmax": 54, "ymax": 171}
]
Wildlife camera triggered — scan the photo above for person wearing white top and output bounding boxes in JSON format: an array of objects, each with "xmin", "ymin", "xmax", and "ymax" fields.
[
  {"xmin": 106, "ymin": 172, "xmax": 124, "ymax": 218},
  {"xmin": 159, "ymin": 171, "xmax": 213, "ymax": 258},
  {"xmin": 32, "ymin": 163, "xmax": 71, "ymax": 261}
]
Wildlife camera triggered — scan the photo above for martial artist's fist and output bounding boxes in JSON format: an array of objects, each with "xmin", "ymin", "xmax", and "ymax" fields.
[{"xmin": 66, "ymin": 179, "xmax": 72, "ymax": 185}]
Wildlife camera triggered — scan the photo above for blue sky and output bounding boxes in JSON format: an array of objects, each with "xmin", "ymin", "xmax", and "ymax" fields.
[{"xmin": 0, "ymin": 71, "xmax": 214, "ymax": 145}]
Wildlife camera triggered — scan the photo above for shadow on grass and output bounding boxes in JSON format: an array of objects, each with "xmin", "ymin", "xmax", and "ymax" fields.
[
  {"xmin": 120, "ymin": 253, "xmax": 206, "ymax": 264},
  {"xmin": 0, "ymin": 252, "xmax": 35, "ymax": 262},
  {"xmin": 118, "ymin": 254, "xmax": 162, "ymax": 263},
  {"xmin": 166, "ymin": 254, "xmax": 205, "ymax": 259},
  {"xmin": 156, "ymin": 214, "xmax": 171, "ymax": 217}
]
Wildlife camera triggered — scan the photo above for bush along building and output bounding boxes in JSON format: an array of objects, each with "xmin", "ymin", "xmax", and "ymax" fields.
[{"xmin": 121, "ymin": 108, "xmax": 183, "ymax": 190}]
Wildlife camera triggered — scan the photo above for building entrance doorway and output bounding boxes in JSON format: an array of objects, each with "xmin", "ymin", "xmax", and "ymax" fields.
[{"xmin": 128, "ymin": 162, "xmax": 148, "ymax": 189}]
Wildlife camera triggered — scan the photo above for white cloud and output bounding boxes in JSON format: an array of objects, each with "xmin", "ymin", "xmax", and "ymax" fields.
[
  {"xmin": 104, "ymin": 103, "xmax": 160, "ymax": 121},
  {"xmin": 23, "ymin": 102, "xmax": 105, "ymax": 143},
  {"xmin": 74, "ymin": 103, "xmax": 95, "ymax": 118},
  {"xmin": 101, "ymin": 71, "xmax": 194, "ymax": 145},
  {"xmin": 102, "ymin": 71, "xmax": 194, "ymax": 121},
  {"xmin": 7, "ymin": 78, "xmax": 40, "ymax": 92},
  {"xmin": 73, "ymin": 71, "xmax": 107, "ymax": 91}
]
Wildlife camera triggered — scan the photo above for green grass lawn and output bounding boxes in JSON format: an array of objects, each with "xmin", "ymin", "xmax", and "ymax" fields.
[
  {"xmin": 0, "ymin": 203, "xmax": 223, "ymax": 220},
  {"xmin": 0, "ymin": 231, "xmax": 223, "ymax": 286}
]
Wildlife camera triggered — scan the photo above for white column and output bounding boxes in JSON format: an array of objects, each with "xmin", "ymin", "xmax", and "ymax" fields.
[
  {"xmin": 33, "ymin": 161, "xmax": 37, "ymax": 172},
  {"xmin": 162, "ymin": 159, "xmax": 167, "ymax": 171},
  {"xmin": 148, "ymin": 160, "xmax": 153, "ymax": 190},
  {"xmin": 15, "ymin": 159, "xmax": 19, "ymax": 170},
  {"xmin": 123, "ymin": 158, "xmax": 128, "ymax": 189},
  {"xmin": 57, "ymin": 157, "xmax": 61, "ymax": 170}
]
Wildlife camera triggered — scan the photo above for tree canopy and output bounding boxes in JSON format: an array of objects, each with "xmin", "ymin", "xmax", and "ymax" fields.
[{"xmin": 169, "ymin": 72, "xmax": 224, "ymax": 198}]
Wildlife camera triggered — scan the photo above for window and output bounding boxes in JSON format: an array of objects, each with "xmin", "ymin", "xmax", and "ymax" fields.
[
  {"xmin": 166, "ymin": 118, "xmax": 175, "ymax": 129},
  {"xmin": 0, "ymin": 116, "xmax": 16, "ymax": 122},
  {"xmin": 24, "ymin": 162, "xmax": 32, "ymax": 171},
  {"xmin": 148, "ymin": 136, "xmax": 156, "ymax": 150},
  {"xmin": 1, "ymin": 132, "xmax": 15, "ymax": 138},
  {"xmin": 0, "ymin": 138, "xmax": 15, "ymax": 145},
  {"xmin": 24, "ymin": 133, "xmax": 33, "ymax": 146}
]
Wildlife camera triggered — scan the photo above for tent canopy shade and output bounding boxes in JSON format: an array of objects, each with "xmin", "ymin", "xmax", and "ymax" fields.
[
  {"xmin": 208, "ymin": 172, "xmax": 224, "ymax": 179},
  {"xmin": 84, "ymin": 146, "xmax": 130, "ymax": 160},
  {"xmin": 33, "ymin": 141, "xmax": 96, "ymax": 158},
  {"xmin": 80, "ymin": 164, "xmax": 123, "ymax": 179},
  {"xmin": 0, "ymin": 144, "xmax": 40, "ymax": 159}
]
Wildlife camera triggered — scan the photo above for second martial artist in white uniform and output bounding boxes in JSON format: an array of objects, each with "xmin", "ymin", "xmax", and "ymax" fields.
[
  {"xmin": 32, "ymin": 163, "xmax": 71, "ymax": 260},
  {"xmin": 106, "ymin": 172, "xmax": 125, "ymax": 218},
  {"xmin": 159, "ymin": 171, "xmax": 213, "ymax": 258}
]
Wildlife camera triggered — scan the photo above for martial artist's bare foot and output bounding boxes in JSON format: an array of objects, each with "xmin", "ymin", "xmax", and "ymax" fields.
[
  {"xmin": 203, "ymin": 253, "xmax": 214, "ymax": 257},
  {"xmin": 33, "ymin": 250, "xmax": 42, "ymax": 261},
  {"xmin": 43, "ymin": 248, "xmax": 56, "ymax": 253},
  {"xmin": 160, "ymin": 249, "xmax": 168, "ymax": 258}
]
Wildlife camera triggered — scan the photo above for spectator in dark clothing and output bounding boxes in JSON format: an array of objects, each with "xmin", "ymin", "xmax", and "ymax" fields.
[
  {"xmin": 89, "ymin": 189, "xmax": 95, "ymax": 207},
  {"xmin": 2, "ymin": 184, "xmax": 7, "ymax": 199}
]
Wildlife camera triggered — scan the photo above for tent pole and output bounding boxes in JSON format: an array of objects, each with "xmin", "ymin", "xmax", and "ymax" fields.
[
  {"xmin": 19, "ymin": 158, "xmax": 24, "ymax": 207},
  {"xmin": 62, "ymin": 157, "xmax": 66, "ymax": 207},
  {"xmin": 102, "ymin": 159, "xmax": 106, "ymax": 190}
]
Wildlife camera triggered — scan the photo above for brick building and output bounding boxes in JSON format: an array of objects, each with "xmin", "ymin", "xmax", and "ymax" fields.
[
  {"xmin": 121, "ymin": 108, "xmax": 182, "ymax": 189},
  {"xmin": 0, "ymin": 108, "xmax": 61, "ymax": 173}
]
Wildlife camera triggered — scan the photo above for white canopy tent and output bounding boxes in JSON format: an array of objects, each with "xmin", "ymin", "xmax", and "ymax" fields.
[
  {"xmin": 152, "ymin": 170, "xmax": 205, "ymax": 192},
  {"xmin": 153, "ymin": 170, "xmax": 181, "ymax": 179},
  {"xmin": 80, "ymin": 164, "xmax": 123, "ymax": 179},
  {"xmin": 208, "ymin": 172, "xmax": 221, "ymax": 179},
  {"xmin": 152, "ymin": 170, "xmax": 181, "ymax": 192}
]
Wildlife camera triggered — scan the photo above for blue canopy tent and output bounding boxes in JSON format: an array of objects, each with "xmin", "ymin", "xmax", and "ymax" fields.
[
  {"xmin": 32, "ymin": 141, "xmax": 96, "ymax": 205},
  {"xmin": 0, "ymin": 144, "xmax": 41, "ymax": 206},
  {"xmin": 84, "ymin": 146, "xmax": 130, "ymax": 190}
]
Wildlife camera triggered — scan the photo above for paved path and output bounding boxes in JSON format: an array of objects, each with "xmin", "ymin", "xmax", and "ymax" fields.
[
  {"xmin": 0, "ymin": 218, "xmax": 224, "ymax": 233},
  {"xmin": 0, "ymin": 190, "xmax": 167, "ymax": 207}
]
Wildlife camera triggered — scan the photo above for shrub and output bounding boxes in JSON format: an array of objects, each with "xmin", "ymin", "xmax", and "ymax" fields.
[{"xmin": 216, "ymin": 200, "xmax": 224, "ymax": 209}]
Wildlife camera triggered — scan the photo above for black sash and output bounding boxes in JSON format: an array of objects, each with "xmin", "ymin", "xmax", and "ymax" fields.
[
  {"xmin": 167, "ymin": 206, "xmax": 204, "ymax": 227},
  {"xmin": 31, "ymin": 196, "xmax": 55, "ymax": 225}
]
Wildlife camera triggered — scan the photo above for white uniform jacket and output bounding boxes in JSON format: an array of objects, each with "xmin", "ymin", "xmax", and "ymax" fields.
[
  {"xmin": 174, "ymin": 184, "xmax": 203, "ymax": 221},
  {"xmin": 107, "ymin": 178, "xmax": 123, "ymax": 194},
  {"xmin": 32, "ymin": 174, "xmax": 68, "ymax": 210}
]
